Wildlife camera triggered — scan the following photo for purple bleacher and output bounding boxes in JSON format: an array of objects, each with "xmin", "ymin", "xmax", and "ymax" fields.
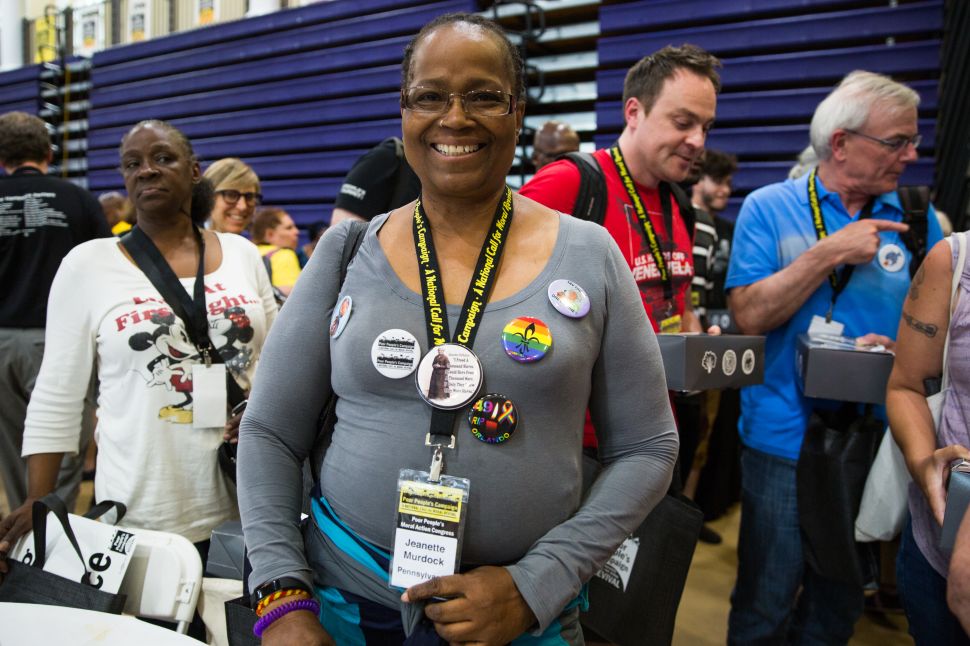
[
  {"xmin": 599, "ymin": 0, "xmax": 884, "ymax": 32},
  {"xmin": 84, "ymin": 0, "xmax": 475, "ymax": 226},
  {"xmin": 0, "ymin": 65, "xmax": 41, "ymax": 111},
  {"xmin": 596, "ymin": 41, "xmax": 941, "ymax": 99},
  {"xmin": 599, "ymin": 1, "xmax": 941, "ymax": 66},
  {"xmin": 92, "ymin": 0, "xmax": 430, "ymax": 66}
]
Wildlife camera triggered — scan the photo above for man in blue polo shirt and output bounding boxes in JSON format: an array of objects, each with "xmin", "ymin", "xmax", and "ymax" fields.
[{"xmin": 725, "ymin": 71, "xmax": 941, "ymax": 644}]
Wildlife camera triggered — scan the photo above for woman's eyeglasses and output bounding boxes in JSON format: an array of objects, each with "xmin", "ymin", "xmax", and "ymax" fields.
[
  {"xmin": 217, "ymin": 189, "xmax": 262, "ymax": 206},
  {"xmin": 402, "ymin": 87, "xmax": 516, "ymax": 117}
]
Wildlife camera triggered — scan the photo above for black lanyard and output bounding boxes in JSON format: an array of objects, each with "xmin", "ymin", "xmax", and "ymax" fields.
[
  {"xmin": 610, "ymin": 146, "xmax": 676, "ymax": 305},
  {"xmin": 412, "ymin": 186, "xmax": 514, "ymax": 445},
  {"xmin": 120, "ymin": 226, "xmax": 246, "ymax": 405},
  {"xmin": 807, "ymin": 167, "xmax": 874, "ymax": 322}
]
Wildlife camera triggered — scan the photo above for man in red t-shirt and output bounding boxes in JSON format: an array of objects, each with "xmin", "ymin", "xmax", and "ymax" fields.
[
  {"xmin": 520, "ymin": 44, "xmax": 720, "ymax": 334},
  {"xmin": 520, "ymin": 46, "xmax": 721, "ymax": 464}
]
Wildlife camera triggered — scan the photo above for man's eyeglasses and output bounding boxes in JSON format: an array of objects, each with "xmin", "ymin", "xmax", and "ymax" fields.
[
  {"xmin": 845, "ymin": 129, "xmax": 922, "ymax": 153},
  {"xmin": 216, "ymin": 189, "xmax": 262, "ymax": 206},
  {"xmin": 402, "ymin": 87, "xmax": 516, "ymax": 117}
]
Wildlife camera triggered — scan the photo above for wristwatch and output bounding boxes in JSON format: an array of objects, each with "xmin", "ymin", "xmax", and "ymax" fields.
[{"xmin": 251, "ymin": 577, "xmax": 311, "ymax": 610}]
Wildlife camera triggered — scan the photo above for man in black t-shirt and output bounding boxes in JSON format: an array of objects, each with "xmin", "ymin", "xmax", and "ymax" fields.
[
  {"xmin": 0, "ymin": 111, "xmax": 110, "ymax": 511},
  {"xmin": 330, "ymin": 137, "xmax": 422, "ymax": 225}
]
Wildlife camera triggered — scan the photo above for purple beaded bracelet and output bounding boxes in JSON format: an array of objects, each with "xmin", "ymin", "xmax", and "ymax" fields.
[{"xmin": 253, "ymin": 597, "xmax": 321, "ymax": 638}]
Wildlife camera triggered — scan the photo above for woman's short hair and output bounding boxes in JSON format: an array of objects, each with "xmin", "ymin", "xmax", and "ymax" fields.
[
  {"xmin": 809, "ymin": 71, "xmax": 920, "ymax": 161},
  {"xmin": 0, "ymin": 111, "xmax": 51, "ymax": 167},
  {"xmin": 401, "ymin": 13, "xmax": 525, "ymax": 101},
  {"xmin": 251, "ymin": 207, "xmax": 287, "ymax": 244},
  {"xmin": 119, "ymin": 119, "xmax": 213, "ymax": 224},
  {"xmin": 203, "ymin": 157, "xmax": 261, "ymax": 194}
]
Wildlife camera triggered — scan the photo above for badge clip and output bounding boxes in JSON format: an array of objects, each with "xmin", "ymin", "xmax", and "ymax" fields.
[
  {"xmin": 429, "ymin": 445, "xmax": 444, "ymax": 482},
  {"xmin": 425, "ymin": 433, "xmax": 456, "ymax": 450}
]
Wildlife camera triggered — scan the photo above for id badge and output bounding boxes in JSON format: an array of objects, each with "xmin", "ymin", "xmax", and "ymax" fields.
[
  {"xmin": 389, "ymin": 469, "xmax": 470, "ymax": 589},
  {"xmin": 807, "ymin": 314, "xmax": 845, "ymax": 338},
  {"xmin": 660, "ymin": 314, "xmax": 682, "ymax": 334},
  {"xmin": 191, "ymin": 364, "xmax": 228, "ymax": 429}
]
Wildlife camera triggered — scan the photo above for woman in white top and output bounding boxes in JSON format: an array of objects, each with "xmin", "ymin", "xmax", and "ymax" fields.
[{"xmin": 0, "ymin": 121, "xmax": 276, "ymax": 567}]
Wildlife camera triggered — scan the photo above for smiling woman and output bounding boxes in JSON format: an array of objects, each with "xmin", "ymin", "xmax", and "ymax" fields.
[
  {"xmin": 0, "ymin": 121, "xmax": 278, "ymax": 626},
  {"xmin": 204, "ymin": 157, "xmax": 262, "ymax": 235},
  {"xmin": 238, "ymin": 13, "xmax": 678, "ymax": 646}
]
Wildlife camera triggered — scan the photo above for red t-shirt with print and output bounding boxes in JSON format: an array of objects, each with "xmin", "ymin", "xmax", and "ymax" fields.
[{"xmin": 520, "ymin": 148, "xmax": 694, "ymax": 447}]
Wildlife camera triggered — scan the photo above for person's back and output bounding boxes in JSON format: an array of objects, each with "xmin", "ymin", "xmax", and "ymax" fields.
[
  {"xmin": 0, "ymin": 111, "xmax": 110, "ymax": 510},
  {"xmin": 2, "ymin": 170, "xmax": 108, "ymax": 326},
  {"xmin": 330, "ymin": 137, "xmax": 421, "ymax": 225}
]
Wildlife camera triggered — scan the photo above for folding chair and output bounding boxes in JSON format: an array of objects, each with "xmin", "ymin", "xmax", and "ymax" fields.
[{"xmin": 119, "ymin": 529, "xmax": 203, "ymax": 634}]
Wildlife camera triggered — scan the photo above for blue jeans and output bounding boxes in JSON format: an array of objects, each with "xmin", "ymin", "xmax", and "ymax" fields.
[
  {"xmin": 728, "ymin": 447, "xmax": 864, "ymax": 645},
  {"xmin": 897, "ymin": 518, "xmax": 970, "ymax": 645}
]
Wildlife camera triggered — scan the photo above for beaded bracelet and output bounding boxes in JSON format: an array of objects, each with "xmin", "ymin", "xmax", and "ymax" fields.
[
  {"xmin": 255, "ymin": 588, "xmax": 309, "ymax": 616},
  {"xmin": 253, "ymin": 598, "xmax": 321, "ymax": 638}
]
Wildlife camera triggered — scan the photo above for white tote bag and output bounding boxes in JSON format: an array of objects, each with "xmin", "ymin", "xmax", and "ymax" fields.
[
  {"xmin": 855, "ymin": 231, "xmax": 966, "ymax": 542},
  {"xmin": 9, "ymin": 499, "xmax": 138, "ymax": 594}
]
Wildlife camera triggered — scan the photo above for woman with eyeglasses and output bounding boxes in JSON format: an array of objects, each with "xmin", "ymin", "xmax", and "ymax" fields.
[
  {"xmin": 204, "ymin": 157, "xmax": 262, "ymax": 235},
  {"xmin": 0, "ymin": 122, "xmax": 277, "ymax": 604},
  {"xmin": 237, "ymin": 13, "xmax": 676, "ymax": 646}
]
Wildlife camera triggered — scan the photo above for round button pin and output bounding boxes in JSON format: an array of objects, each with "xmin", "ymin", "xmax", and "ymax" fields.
[
  {"xmin": 371, "ymin": 329, "xmax": 420, "ymax": 378},
  {"xmin": 415, "ymin": 343, "xmax": 483, "ymax": 410},
  {"xmin": 329, "ymin": 295, "xmax": 352, "ymax": 338},
  {"xmin": 502, "ymin": 317, "xmax": 552, "ymax": 363},
  {"xmin": 548, "ymin": 279, "xmax": 590, "ymax": 318},
  {"xmin": 468, "ymin": 394, "xmax": 518, "ymax": 444}
]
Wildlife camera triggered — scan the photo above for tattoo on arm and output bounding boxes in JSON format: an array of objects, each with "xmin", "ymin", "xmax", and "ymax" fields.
[
  {"xmin": 908, "ymin": 263, "xmax": 927, "ymax": 301},
  {"xmin": 903, "ymin": 311, "xmax": 938, "ymax": 338}
]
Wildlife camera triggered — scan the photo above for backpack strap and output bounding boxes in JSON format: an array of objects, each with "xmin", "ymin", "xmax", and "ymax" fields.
[
  {"xmin": 262, "ymin": 255, "xmax": 273, "ymax": 282},
  {"xmin": 311, "ymin": 219, "xmax": 369, "ymax": 482},
  {"xmin": 339, "ymin": 220, "xmax": 368, "ymax": 285},
  {"xmin": 665, "ymin": 181, "xmax": 696, "ymax": 242},
  {"xmin": 261, "ymin": 247, "xmax": 280, "ymax": 282},
  {"xmin": 897, "ymin": 185, "xmax": 931, "ymax": 279},
  {"xmin": 561, "ymin": 151, "xmax": 607, "ymax": 225}
]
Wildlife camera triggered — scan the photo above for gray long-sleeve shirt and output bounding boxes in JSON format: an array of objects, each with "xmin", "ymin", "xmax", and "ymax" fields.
[{"xmin": 238, "ymin": 212, "xmax": 678, "ymax": 631}]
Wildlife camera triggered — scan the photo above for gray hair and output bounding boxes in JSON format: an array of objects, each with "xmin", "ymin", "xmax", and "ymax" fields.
[{"xmin": 809, "ymin": 71, "xmax": 920, "ymax": 161}]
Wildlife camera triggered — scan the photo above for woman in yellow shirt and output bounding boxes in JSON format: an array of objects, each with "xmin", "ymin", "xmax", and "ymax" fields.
[{"xmin": 251, "ymin": 207, "xmax": 302, "ymax": 296}]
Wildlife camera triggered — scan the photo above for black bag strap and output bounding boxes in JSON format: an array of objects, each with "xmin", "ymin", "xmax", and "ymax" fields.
[
  {"xmin": 562, "ymin": 151, "xmax": 607, "ymax": 225},
  {"xmin": 84, "ymin": 500, "xmax": 127, "ymax": 524},
  {"xmin": 310, "ymin": 219, "xmax": 369, "ymax": 482},
  {"xmin": 120, "ymin": 227, "xmax": 246, "ymax": 407},
  {"xmin": 561, "ymin": 152, "xmax": 696, "ymax": 241},
  {"xmin": 666, "ymin": 181, "xmax": 696, "ymax": 241},
  {"xmin": 897, "ymin": 185, "xmax": 931, "ymax": 279},
  {"xmin": 262, "ymin": 254, "xmax": 273, "ymax": 283},
  {"xmin": 31, "ymin": 495, "xmax": 92, "ymax": 583},
  {"xmin": 339, "ymin": 220, "xmax": 368, "ymax": 286}
]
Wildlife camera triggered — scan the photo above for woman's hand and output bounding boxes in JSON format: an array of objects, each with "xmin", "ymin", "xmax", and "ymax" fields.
[
  {"xmin": 260, "ymin": 609, "xmax": 335, "ymax": 646},
  {"xmin": 224, "ymin": 410, "xmax": 243, "ymax": 443},
  {"xmin": 0, "ymin": 499, "xmax": 39, "ymax": 583},
  {"xmin": 914, "ymin": 444, "xmax": 970, "ymax": 525},
  {"xmin": 402, "ymin": 566, "xmax": 536, "ymax": 645}
]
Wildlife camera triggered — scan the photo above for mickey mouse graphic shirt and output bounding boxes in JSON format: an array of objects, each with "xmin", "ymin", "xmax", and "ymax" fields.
[{"xmin": 23, "ymin": 232, "xmax": 277, "ymax": 541}]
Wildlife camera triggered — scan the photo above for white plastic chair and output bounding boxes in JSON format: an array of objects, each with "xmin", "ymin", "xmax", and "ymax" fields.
[{"xmin": 118, "ymin": 529, "xmax": 203, "ymax": 634}]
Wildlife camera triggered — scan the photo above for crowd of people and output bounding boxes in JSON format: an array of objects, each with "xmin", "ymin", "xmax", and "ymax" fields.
[{"xmin": 0, "ymin": 10, "xmax": 967, "ymax": 646}]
